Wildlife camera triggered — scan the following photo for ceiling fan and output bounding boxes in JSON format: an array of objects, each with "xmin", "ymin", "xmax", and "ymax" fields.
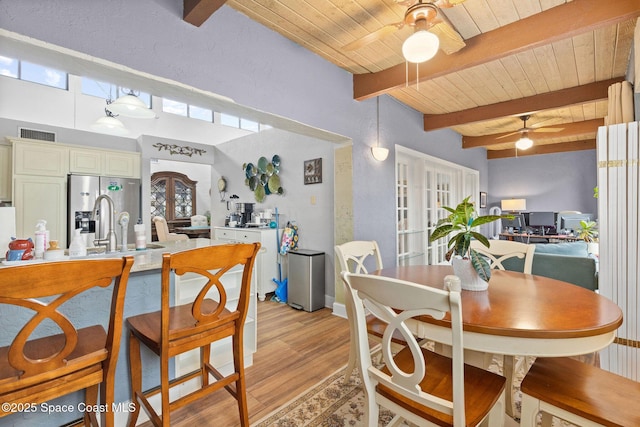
[
  {"xmin": 498, "ymin": 115, "xmax": 565, "ymax": 150},
  {"xmin": 341, "ymin": 0, "xmax": 467, "ymax": 57}
]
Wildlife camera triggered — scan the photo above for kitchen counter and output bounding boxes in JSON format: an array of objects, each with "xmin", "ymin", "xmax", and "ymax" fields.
[{"xmin": 0, "ymin": 238, "xmax": 226, "ymax": 272}]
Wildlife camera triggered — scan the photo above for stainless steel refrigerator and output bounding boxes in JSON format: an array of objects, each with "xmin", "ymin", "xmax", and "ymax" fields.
[{"xmin": 67, "ymin": 174, "xmax": 141, "ymax": 249}]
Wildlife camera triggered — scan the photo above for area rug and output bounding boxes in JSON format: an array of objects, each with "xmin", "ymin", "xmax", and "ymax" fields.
[{"xmin": 251, "ymin": 354, "xmax": 580, "ymax": 427}]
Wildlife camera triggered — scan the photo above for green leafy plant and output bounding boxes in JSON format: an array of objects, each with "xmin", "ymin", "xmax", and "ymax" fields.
[
  {"xmin": 429, "ymin": 196, "xmax": 513, "ymax": 281},
  {"xmin": 577, "ymin": 220, "xmax": 598, "ymax": 243}
]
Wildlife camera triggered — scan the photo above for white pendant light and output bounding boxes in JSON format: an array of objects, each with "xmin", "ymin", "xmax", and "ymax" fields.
[
  {"xmin": 371, "ymin": 146, "xmax": 389, "ymax": 161},
  {"xmin": 371, "ymin": 97, "xmax": 389, "ymax": 161},
  {"xmin": 91, "ymin": 109, "xmax": 129, "ymax": 136},
  {"xmin": 402, "ymin": 29, "xmax": 439, "ymax": 63},
  {"xmin": 515, "ymin": 133, "xmax": 533, "ymax": 150},
  {"xmin": 106, "ymin": 90, "xmax": 155, "ymax": 118}
]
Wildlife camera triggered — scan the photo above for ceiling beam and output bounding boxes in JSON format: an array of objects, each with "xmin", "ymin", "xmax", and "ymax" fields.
[
  {"xmin": 353, "ymin": 0, "xmax": 640, "ymax": 100},
  {"xmin": 487, "ymin": 139, "xmax": 597, "ymax": 159},
  {"xmin": 423, "ymin": 78, "xmax": 623, "ymax": 131},
  {"xmin": 183, "ymin": 0, "xmax": 227, "ymax": 27},
  {"xmin": 462, "ymin": 119, "xmax": 604, "ymax": 148}
]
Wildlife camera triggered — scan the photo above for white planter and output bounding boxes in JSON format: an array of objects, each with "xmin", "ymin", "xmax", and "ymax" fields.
[{"xmin": 451, "ymin": 256, "xmax": 489, "ymax": 291}]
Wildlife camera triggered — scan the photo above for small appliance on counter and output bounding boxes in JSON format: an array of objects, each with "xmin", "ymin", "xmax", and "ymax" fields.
[{"xmin": 237, "ymin": 202, "xmax": 254, "ymax": 226}]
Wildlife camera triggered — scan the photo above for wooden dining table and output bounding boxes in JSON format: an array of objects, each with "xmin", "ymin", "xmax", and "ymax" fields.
[{"xmin": 373, "ymin": 265, "xmax": 623, "ymax": 417}]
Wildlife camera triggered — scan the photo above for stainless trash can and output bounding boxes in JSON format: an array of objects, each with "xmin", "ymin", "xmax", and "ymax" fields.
[{"xmin": 287, "ymin": 249, "xmax": 325, "ymax": 312}]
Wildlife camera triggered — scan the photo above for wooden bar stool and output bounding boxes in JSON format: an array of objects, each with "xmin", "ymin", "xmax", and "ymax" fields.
[
  {"xmin": 126, "ymin": 243, "xmax": 260, "ymax": 427},
  {"xmin": 520, "ymin": 356, "xmax": 640, "ymax": 426},
  {"xmin": 0, "ymin": 256, "xmax": 134, "ymax": 427}
]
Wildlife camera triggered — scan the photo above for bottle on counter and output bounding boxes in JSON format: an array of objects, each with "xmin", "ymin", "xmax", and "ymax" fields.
[
  {"xmin": 69, "ymin": 228, "xmax": 87, "ymax": 258},
  {"xmin": 34, "ymin": 220, "xmax": 49, "ymax": 260}
]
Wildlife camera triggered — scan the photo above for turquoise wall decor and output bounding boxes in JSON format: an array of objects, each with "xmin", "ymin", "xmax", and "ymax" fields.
[{"xmin": 243, "ymin": 155, "xmax": 284, "ymax": 202}]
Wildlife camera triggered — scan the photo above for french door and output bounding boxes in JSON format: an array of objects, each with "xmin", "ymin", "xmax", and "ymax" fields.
[{"xmin": 396, "ymin": 146, "xmax": 479, "ymax": 266}]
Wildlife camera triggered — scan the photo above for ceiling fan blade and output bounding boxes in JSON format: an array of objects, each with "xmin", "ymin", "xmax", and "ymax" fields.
[
  {"xmin": 429, "ymin": 21, "xmax": 465, "ymax": 54},
  {"xmin": 495, "ymin": 131, "xmax": 521, "ymax": 140},
  {"xmin": 342, "ymin": 21, "xmax": 404, "ymax": 51},
  {"xmin": 531, "ymin": 127, "xmax": 564, "ymax": 133}
]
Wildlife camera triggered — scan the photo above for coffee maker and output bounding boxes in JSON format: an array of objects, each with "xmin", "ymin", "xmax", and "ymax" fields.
[{"xmin": 237, "ymin": 203, "xmax": 254, "ymax": 227}]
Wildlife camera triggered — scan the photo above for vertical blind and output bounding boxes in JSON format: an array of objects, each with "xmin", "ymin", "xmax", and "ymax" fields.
[{"xmin": 597, "ymin": 121, "xmax": 639, "ymax": 380}]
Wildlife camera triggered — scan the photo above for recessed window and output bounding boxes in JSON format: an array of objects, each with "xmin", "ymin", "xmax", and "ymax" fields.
[
  {"xmin": 81, "ymin": 77, "xmax": 117, "ymax": 98},
  {"xmin": 240, "ymin": 118, "xmax": 259, "ymax": 132},
  {"xmin": 220, "ymin": 113, "xmax": 240, "ymax": 128},
  {"xmin": 0, "ymin": 56, "xmax": 18, "ymax": 78},
  {"xmin": 162, "ymin": 98, "xmax": 188, "ymax": 116},
  {"xmin": 21, "ymin": 61, "xmax": 67, "ymax": 89},
  {"xmin": 189, "ymin": 105, "xmax": 213, "ymax": 122}
]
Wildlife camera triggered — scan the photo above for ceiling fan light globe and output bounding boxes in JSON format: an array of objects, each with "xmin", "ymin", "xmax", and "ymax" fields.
[
  {"xmin": 515, "ymin": 136, "xmax": 533, "ymax": 150},
  {"xmin": 107, "ymin": 94, "xmax": 155, "ymax": 118},
  {"xmin": 402, "ymin": 30, "xmax": 439, "ymax": 63}
]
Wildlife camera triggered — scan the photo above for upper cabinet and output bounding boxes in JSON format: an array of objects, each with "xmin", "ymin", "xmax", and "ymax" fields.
[
  {"xmin": 13, "ymin": 139, "xmax": 69, "ymax": 177},
  {"xmin": 69, "ymin": 147, "xmax": 141, "ymax": 178},
  {"xmin": 9, "ymin": 137, "xmax": 141, "ymax": 179}
]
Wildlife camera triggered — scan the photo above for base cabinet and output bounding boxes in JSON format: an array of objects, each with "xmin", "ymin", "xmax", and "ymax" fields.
[{"xmin": 214, "ymin": 227, "xmax": 282, "ymax": 301}]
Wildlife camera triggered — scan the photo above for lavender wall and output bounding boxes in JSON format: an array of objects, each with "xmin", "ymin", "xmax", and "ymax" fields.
[
  {"xmin": 0, "ymin": 0, "xmax": 488, "ymax": 269},
  {"xmin": 488, "ymin": 150, "xmax": 598, "ymax": 216}
]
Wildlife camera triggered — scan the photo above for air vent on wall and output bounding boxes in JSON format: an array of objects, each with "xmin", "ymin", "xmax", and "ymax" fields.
[{"xmin": 18, "ymin": 127, "xmax": 57, "ymax": 142}]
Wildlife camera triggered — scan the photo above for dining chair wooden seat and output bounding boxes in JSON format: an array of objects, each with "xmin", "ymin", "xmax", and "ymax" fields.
[
  {"xmin": 520, "ymin": 356, "xmax": 640, "ymax": 427},
  {"xmin": 126, "ymin": 243, "xmax": 260, "ymax": 427},
  {"xmin": 335, "ymin": 240, "xmax": 410, "ymax": 383},
  {"xmin": 0, "ymin": 256, "xmax": 134, "ymax": 427},
  {"xmin": 342, "ymin": 272, "xmax": 506, "ymax": 427}
]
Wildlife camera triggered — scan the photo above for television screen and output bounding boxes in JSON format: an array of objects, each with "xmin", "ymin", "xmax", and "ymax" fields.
[
  {"xmin": 528, "ymin": 211, "xmax": 556, "ymax": 227},
  {"xmin": 559, "ymin": 213, "xmax": 594, "ymax": 232},
  {"xmin": 501, "ymin": 214, "xmax": 524, "ymax": 231}
]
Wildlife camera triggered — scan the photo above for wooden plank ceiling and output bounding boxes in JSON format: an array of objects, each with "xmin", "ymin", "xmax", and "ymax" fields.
[{"xmin": 184, "ymin": 0, "xmax": 639, "ymax": 158}]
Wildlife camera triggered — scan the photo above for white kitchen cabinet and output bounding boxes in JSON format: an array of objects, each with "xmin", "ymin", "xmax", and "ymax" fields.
[
  {"xmin": 13, "ymin": 175, "xmax": 66, "ymax": 246},
  {"xmin": 214, "ymin": 227, "xmax": 282, "ymax": 301},
  {"xmin": 173, "ymin": 264, "xmax": 257, "ymax": 387},
  {"xmin": 12, "ymin": 138, "xmax": 69, "ymax": 177},
  {"xmin": 69, "ymin": 148, "xmax": 103, "ymax": 175},
  {"xmin": 104, "ymin": 150, "xmax": 140, "ymax": 178},
  {"xmin": 0, "ymin": 143, "xmax": 11, "ymax": 202},
  {"xmin": 69, "ymin": 146, "xmax": 141, "ymax": 178}
]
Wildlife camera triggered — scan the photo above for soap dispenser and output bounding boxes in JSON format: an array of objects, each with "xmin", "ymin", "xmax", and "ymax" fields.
[
  {"xmin": 69, "ymin": 228, "xmax": 87, "ymax": 258},
  {"xmin": 34, "ymin": 220, "xmax": 49, "ymax": 260}
]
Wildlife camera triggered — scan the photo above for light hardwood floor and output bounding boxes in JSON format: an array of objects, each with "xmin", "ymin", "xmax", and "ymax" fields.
[{"xmin": 139, "ymin": 299, "xmax": 351, "ymax": 426}]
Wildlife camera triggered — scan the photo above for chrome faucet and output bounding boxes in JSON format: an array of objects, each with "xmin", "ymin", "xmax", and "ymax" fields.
[{"xmin": 92, "ymin": 194, "xmax": 117, "ymax": 253}]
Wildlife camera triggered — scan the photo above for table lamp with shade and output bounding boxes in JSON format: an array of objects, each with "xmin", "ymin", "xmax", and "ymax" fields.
[{"xmin": 501, "ymin": 198, "xmax": 526, "ymax": 213}]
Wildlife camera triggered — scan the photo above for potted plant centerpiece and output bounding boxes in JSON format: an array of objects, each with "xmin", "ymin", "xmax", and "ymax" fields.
[{"xmin": 429, "ymin": 196, "xmax": 513, "ymax": 291}]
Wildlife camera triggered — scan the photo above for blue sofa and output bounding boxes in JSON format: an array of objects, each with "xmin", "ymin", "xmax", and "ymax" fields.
[{"xmin": 502, "ymin": 241, "xmax": 598, "ymax": 291}]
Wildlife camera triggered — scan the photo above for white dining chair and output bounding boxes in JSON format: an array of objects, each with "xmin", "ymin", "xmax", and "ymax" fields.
[
  {"xmin": 190, "ymin": 214, "xmax": 208, "ymax": 227},
  {"xmin": 336, "ymin": 240, "xmax": 412, "ymax": 385},
  {"xmin": 470, "ymin": 239, "xmax": 535, "ymax": 274},
  {"xmin": 152, "ymin": 216, "xmax": 189, "ymax": 242},
  {"xmin": 342, "ymin": 271, "xmax": 506, "ymax": 427},
  {"xmin": 470, "ymin": 238, "xmax": 535, "ymax": 417}
]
